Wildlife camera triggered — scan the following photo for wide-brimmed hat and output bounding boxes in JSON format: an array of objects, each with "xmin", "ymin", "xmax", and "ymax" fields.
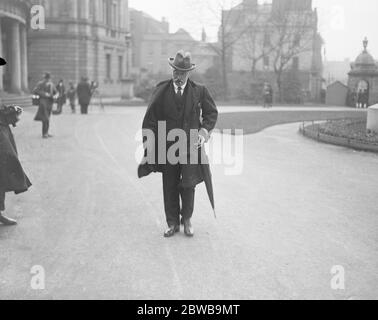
[
  {"xmin": 0, "ymin": 105, "xmax": 23, "ymax": 115},
  {"xmin": 0, "ymin": 57, "xmax": 6, "ymax": 66},
  {"xmin": 168, "ymin": 50, "xmax": 196, "ymax": 72},
  {"xmin": 0, "ymin": 105, "xmax": 23, "ymax": 127}
]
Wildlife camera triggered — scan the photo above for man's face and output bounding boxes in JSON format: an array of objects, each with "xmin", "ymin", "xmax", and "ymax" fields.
[{"xmin": 172, "ymin": 69, "xmax": 189, "ymax": 87}]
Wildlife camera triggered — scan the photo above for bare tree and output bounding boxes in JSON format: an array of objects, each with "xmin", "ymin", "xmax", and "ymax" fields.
[
  {"xmin": 206, "ymin": 0, "xmax": 251, "ymax": 100},
  {"xmin": 184, "ymin": 0, "xmax": 319, "ymax": 102},
  {"xmin": 211, "ymin": 1, "xmax": 317, "ymax": 102},
  {"xmin": 237, "ymin": 15, "xmax": 275, "ymax": 75},
  {"xmin": 268, "ymin": 7, "xmax": 317, "ymax": 102},
  {"xmin": 185, "ymin": 0, "xmax": 257, "ymax": 100}
]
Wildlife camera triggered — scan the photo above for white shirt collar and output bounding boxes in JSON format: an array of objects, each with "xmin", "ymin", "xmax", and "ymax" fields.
[{"xmin": 173, "ymin": 81, "xmax": 187, "ymax": 94}]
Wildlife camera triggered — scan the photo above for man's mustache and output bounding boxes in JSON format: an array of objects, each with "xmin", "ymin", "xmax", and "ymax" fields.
[{"xmin": 173, "ymin": 78, "xmax": 183, "ymax": 83}]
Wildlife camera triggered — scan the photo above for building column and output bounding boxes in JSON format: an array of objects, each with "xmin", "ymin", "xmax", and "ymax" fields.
[
  {"xmin": 0, "ymin": 18, "xmax": 3, "ymax": 92},
  {"xmin": 10, "ymin": 20, "xmax": 22, "ymax": 93},
  {"xmin": 20, "ymin": 24, "xmax": 28, "ymax": 92}
]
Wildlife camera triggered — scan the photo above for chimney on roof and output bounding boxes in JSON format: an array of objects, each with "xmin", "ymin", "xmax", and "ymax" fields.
[
  {"xmin": 161, "ymin": 17, "xmax": 169, "ymax": 33},
  {"xmin": 244, "ymin": 0, "xmax": 258, "ymax": 7},
  {"xmin": 201, "ymin": 27, "xmax": 207, "ymax": 42}
]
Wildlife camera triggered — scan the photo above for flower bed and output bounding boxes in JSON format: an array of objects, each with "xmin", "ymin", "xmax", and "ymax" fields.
[{"xmin": 309, "ymin": 119, "xmax": 378, "ymax": 146}]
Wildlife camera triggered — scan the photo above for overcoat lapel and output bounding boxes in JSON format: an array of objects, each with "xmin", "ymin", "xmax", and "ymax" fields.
[
  {"xmin": 184, "ymin": 82, "xmax": 194, "ymax": 121},
  {"xmin": 143, "ymin": 80, "xmax": 171, "ymax": 130},
  {"xmin": 184, "ymin": 80, "xmax": 200, "ymax": 122}
]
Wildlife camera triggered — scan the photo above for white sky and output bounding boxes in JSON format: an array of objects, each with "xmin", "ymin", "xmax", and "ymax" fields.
[{"xmin": 129, "ymin": 0, "xmax": 378, "ymax": 61}]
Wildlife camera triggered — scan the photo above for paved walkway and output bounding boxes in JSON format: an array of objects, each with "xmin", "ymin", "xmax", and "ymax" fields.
[
  {"xmin": 0, "ymin": 107, "xmax": 377, "ymax": 299},
  {"xmin": 218, "ymin": 106, "xmax": 363, "ymax": 113},
  {"xmin": 85, "ymin": 105, "xmax": 362, "ymax": 114}
]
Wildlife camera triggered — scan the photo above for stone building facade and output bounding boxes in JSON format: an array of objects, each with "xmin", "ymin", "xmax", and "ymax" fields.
[
  {"xmin": 348, "ymin": 38, "xmax": 378, "ymax": 106},
  {"xmin": 28, "ymin": 0, "xmax": 132, "ymax": 97},
  {"xmin": 221, "ymin": 0, "xmax": 323, "ymax": 101},
  {"xmin": 0, "ymin": 0, "xmax": 30, "ymax": 94},
  {"xmin": 130, "ymin": 9, "xmax": 216, "ymax": 77}
]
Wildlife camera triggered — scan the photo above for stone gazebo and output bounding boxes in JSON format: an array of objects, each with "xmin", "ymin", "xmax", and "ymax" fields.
[{"xmin": 348, "ymin": 38, "xmax": 378, "ymax": 106}]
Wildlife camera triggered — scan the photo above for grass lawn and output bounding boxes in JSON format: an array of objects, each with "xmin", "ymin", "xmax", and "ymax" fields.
[{"xmin": 216, "ymin": 110, "xmax": 366, "ymax": 135}]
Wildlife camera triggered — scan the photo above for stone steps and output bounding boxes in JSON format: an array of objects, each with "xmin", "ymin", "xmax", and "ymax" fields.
[{"xmin": 1, "ymin": 94, "xmax": 33, "ymax": 108}]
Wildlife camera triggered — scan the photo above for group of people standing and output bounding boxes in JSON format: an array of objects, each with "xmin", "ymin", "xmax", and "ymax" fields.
[
  {"xmin": 33, "ymin": 73, "xmax": 97, "ymax": 138},
  {"xmin": 354, "ymin": 88, "xmax": 369, "ymax": 109}
]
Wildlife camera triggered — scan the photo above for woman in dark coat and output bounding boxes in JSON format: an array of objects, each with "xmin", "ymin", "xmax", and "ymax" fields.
[
  {"xmin": 53, "ymin": 79, "xmax": 66, "ymax": 115},
  {"xmin": 0, "ymin": 105, "xmax": 32, "ymax": 226},
  {"xmin": 33, "ymin": 72, "xmax": 56, "ymax": 138},
  {"xmin": 67, "ymin": 82, "xmax": 77, "ymax": 113},
  {"xmin": 77, "ymin": 77, "xmax": 92, "ymax": 114}
]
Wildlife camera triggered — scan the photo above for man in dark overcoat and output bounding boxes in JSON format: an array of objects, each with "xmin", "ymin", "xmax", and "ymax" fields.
[
  {"xmin": 0, "ymin": 103, "xmax": 32, "ymax": 226},
  {"xmin": 77, "ymin": 77, "xmax": 92, "ymax": 114},
  {"xmin": 263, "ymin": 82, "xmax": 273, "ymax": 108},
  {"xmin": 138, "ymin": 50, "xmax": 218, "ymax": 238},
  {"xmin": 33, "ymin": 72, "xmax": 56, "ymax": 138}
]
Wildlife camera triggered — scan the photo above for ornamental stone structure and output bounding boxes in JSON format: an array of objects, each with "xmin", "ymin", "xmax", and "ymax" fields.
[
  {"xmin": 0, "ymin": 0, "xmax": 31, "ymax": 94},
  {"xmin": 348, "ymin": 38, "xmax": 378, "ymax": 106},
  {"xmin": 28, "ymin": 0, "xmax": 133, "ymax": 98}
]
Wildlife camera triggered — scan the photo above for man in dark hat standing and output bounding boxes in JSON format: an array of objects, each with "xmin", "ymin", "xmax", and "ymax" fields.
[
  {"xmin": 77, "ymin": 77, "xmax": 92, "ymax": 114},
  {"xmin": 138, "ymin": 50, "xmax": 218, "ymax": 238},
  {"xmin": 0, "ymin": 56, "xmax": 32, "ymax": 225},
  {"xmin": 33, "ymin": 72, "xmax": 56, "ymax": 138}
]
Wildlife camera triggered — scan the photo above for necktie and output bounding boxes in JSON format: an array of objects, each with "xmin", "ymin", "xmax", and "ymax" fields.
[{"xmin": 175, "ymin": 86, "xmax": 184, "ymax": 113}]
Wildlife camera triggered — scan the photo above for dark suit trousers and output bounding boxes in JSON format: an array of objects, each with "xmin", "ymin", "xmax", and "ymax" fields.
[
  {"xmin": 0, "ymin": 188, "xmax": 5, "ymax": 211},
  {"xmin": 80, "ymin": 104, "xmax": 89, "ymax": 114},
  {"xmin": 42, "ymin": 121, "xmax": 49, "ymax": 136},
  {"xmin": 162, "ymin": 164, "xmax": 195, "ymax": 227}
]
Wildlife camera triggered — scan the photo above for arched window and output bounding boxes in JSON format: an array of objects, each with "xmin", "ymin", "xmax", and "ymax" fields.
[
  {"xmin": 89, "ymin": 0, "xmax": 95, "ymax": 20},
  {"xmin": 60, "ymin": 0, "xmax": 70, "ymax": 17}
]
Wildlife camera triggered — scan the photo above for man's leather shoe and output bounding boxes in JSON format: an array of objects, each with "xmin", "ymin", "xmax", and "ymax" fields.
[
  {"xmin": 164, "ymin": 225, "xmax": 180, "ymax": 238},
  {"xmin": 0, "ymin": 213, "xmax": 17, "ymax": 226},
  {"xmin": 183, "ymin": 219, "xmax": 194, "ymax": 237}
]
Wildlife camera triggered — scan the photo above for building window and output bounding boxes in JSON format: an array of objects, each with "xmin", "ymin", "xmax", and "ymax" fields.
[
  {"xmin": 148, "ymin": 43, "xmax": 154, "ymax": 56},
  {"xmin": 103, "ymin": 0, "xmax": 107, "ymax": 23},
  {"xmin": 294, "ymin": 34, "xmax": 301, "ymax": 47},
  {"xmin": 263, "ymin": 33, "xmax": 271, "ymax": 48},
  {"xmin": 263, "ymin": 56, "xmax": 270, "ymax": 69},
  {"xmin": 292, "ymin": 57, "xmax": 299, "ymax": 70},
  {"xmin": 112, "ymin": 2, "xmax": 117, "ymax": 28},
  {"xmin": 106, "ymin": 54, "xmax": 112, "ymax": 79},
  {"xmin": 77, "ymin": 0, "xmax": 82, "ymax": 18},
  {"xmin": 118, "ymin": 56, "xmax": 123, "ymax": 80},
  {"xmin": 89, "ymin": 0, "xmax": 95, "ymax": 20},
  {"xmin": 60, "ymin": 0, "xmax": 70, "ymax": 17},
  {"xmin": 162, "ymin": 41, "xmax": 167, "ymax": 55},
  {"xmin": 104, "ymin": 0, "xmax": 111, "ymax": 25}
]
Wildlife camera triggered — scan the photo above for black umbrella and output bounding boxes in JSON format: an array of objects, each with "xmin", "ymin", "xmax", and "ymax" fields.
[
  {"xmin": 201, "ymin": 163, "xmax": 216, "ymax": 218},
  {"xmin": 200, "ymin": 146, "xmax": 216, "ymax": 219}
]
